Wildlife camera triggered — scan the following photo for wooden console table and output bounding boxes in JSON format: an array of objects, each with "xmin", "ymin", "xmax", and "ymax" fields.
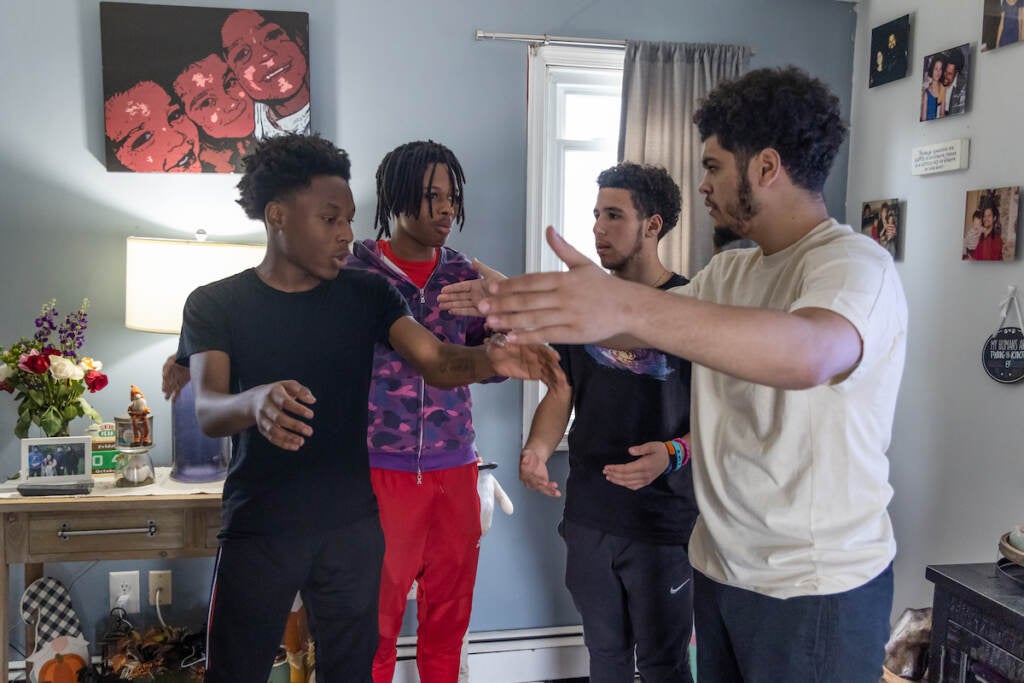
[{"xmin": 0, "ymin": 490, "xmax": 221, "ymax": 679}]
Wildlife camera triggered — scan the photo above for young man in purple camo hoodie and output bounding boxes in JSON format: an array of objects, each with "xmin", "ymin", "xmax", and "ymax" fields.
[{"xmin": 346, "ymin": 140, "xmax": 502, "ymax": 683}]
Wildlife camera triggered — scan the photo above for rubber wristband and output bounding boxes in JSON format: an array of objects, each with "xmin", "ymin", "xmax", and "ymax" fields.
[
  {"xmin": 663, "ymin": 439, "xmax": 683, "ymax": 474},
  {"xmin": 675, "ymin": 438, "xmax": 691, "ymax": 467},
  {"xmin": 662, "ymin": 441, "xmax": 676, "ymax": 475}
]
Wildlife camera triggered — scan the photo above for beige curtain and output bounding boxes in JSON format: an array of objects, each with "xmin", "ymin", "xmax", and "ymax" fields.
[{"xmin": 618, "ymin": 41, "xmax": 752, "ymax": 276}]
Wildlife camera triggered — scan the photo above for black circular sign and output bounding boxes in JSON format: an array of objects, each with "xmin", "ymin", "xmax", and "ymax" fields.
[{"xmin": 982, "ymin": 326, "xmax": 1024, "ymax": 383}]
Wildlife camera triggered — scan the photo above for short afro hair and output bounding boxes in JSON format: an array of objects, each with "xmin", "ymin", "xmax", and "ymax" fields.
[
  {"xmin": 236, "ymin": 133, "xmax": 351, "ymax": 221},
  {"xmin": 693, "ymin": 66, "xmax": 846, "ymax": 193},
  {"xmin": 596, "ymin": 162, "xmax": 682, "ymax": 239}
]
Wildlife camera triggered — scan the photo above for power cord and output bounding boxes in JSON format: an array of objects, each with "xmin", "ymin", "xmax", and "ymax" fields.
[{"xmin": 155, "ymin": 587, "xmax": 168, "ymax": 628}]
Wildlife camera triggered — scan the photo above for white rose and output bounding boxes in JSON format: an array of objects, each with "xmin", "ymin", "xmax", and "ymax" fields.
[
  {"xmin": 0, "ymin": 364, "xmax": 11, "ymax": 382},
  {"xmin": 79, "ymin": 357, "xmax": 103, "ymax": 371},
  {"xmin": 50, "ymin": 355, "xmax": 85, "ymax": 381}
]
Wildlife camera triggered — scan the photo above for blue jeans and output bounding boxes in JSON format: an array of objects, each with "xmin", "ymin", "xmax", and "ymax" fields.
[{"xmin": 693, "ymin": 564, "xmax": 893, "ymax": 683}]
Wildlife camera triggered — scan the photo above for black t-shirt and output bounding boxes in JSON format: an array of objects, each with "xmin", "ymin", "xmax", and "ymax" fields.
[
  {"xmin": 556, "ymin": 273, "xmax": 698, "ymax": 545},
  {"xmin": 178, "ymin": 268, "xmax": 410, "ymax": 538}
]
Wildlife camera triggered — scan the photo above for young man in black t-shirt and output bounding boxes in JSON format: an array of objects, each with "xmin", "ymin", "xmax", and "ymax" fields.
[
  {"xmin": 520, "ymin": 163, "xmax": 698, "ymax": 683},
  {"xmin": 174, "ymin": 134, "xmax": 564, "ymax": 683}
]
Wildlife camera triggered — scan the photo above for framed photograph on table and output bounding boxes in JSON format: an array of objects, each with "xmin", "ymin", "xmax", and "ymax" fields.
[{"xmin": 21, "ymin": 436, "xmax": 92, "ymax": 483}]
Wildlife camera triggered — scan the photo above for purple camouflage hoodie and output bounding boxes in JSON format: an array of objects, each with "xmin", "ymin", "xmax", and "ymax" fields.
[{"xmin": 346, "ymin": 239, "xmax": 502, "ymax": 476}]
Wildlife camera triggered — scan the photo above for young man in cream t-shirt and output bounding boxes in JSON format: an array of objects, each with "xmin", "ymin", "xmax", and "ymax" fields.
[{"xmin": 478, "ymin": 67, "xmax": 907, "ymax": 683}]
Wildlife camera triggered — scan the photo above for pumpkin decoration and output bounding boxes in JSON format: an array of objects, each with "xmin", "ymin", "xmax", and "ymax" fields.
[
  {"xmin": 25, "ymin": 634, "xmax": 91, "ymax": 683},
  {"xmin": 37, "ymin": 652, "xmax": 87, "ymax": 683}
]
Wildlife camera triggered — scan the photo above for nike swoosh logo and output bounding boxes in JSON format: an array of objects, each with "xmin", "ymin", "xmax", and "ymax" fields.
[{"xmin": 669, "ymin": 579, "xmax": 691, "ymax": 595}]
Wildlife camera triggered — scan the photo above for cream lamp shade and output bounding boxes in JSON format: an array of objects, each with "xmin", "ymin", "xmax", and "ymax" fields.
[{"xmin": 125, "ymin": 236, "xmax": 264, "ymax": 334}]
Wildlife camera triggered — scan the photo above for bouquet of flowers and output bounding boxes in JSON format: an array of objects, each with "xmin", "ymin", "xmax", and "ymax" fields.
[{"xmin": 0, "ymin": 299, "xmax": 108, "ymax": 437}]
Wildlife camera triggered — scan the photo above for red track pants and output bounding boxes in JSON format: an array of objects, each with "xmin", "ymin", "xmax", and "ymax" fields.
[{"xmin": 371, "ymin": 463, "xmax": 481, "ymax": 683}]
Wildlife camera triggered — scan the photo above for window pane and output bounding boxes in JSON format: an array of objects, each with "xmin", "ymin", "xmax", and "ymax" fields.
[
  {"xmin": 561, "ymin": 148, "xmax": 616, "ymax": 269},
  {"xmin": 563, "ymin": 93, "xmax": 620, "ymax": 141}
]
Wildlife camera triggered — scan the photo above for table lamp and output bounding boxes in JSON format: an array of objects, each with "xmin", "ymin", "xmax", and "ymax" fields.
[{"xmin": 124, "ymin": 235, "xmax": 263, "ymax": 481}]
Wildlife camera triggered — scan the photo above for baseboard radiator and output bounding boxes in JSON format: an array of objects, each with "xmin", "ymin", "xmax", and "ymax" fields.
[
  {"xmin": 393, "ymin": 625, "xmax": 589, "ymax": 683},
  {"xmin": 4, "ymin": 626, "xmax": 590, "ymax": 682}
]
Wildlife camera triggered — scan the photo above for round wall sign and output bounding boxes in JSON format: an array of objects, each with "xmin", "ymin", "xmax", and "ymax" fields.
[{"xmin": 982, "ymin": 326, "xmax": 1024, "ymax": 383}]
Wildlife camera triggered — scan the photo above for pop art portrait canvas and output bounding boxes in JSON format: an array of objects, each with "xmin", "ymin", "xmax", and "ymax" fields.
[{"xmin": 100, "ymin": 2, "xmax": 311, "ymax": 173}]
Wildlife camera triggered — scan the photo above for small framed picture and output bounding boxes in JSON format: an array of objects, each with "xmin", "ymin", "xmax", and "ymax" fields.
[
  {"xmin": 21, "ymin": 436, "xmax": 93, "ymax": 483},
  {"xmin": 962, "ymin": 187, "xmax": 1020, "ymax": 261},
  {"xmin": 869, "ymin": 14, "xmax": 911, "ymax": 88},
  {"xmin": 921, "ymin": 44, "xmax": 971, "ymax": 121},
  {"xmin": 861, "ymin": 199, "xmax": 902, "ymax": 260},
  {"xmin": 982, "ymin": 0, "xmax": 1023, "ymax": 52}
]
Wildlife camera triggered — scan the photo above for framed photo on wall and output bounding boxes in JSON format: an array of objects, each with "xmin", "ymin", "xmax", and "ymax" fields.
[
  {"xmin": 962, "ymin": 187, "xmax": 1020, "ymax": 261},
  {"xmin": 861, "ymin": 199, "xmax": 901, "ymax": 260},
  {"xmin": 982, "ymin": 0, "xmax": 1023, "ymax": 52},
  {"xmin": 100, "ymin": 2, "xmax": 311, "ymax": 174},
  {"xmin": 869, "ymin": 14, "xmax": 911, "ymax": 88},
  {"xmin": 920, "ymin": 44, "xmax": 970, "ymax": 121}
]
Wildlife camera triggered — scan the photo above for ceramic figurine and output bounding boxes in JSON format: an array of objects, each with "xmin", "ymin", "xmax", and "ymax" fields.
[{"xmin": 128, "ymin": 384, "xmax": 152, "ymax": 447}]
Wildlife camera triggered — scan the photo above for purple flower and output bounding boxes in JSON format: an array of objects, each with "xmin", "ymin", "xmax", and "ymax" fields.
[{"xmin": 33, "ymin": 300, "xmax": 58, "ymax": 345}]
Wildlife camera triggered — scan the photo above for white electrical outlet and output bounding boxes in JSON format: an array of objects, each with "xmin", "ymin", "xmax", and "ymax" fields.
[
  {"xmin": 109, "ymin": 570, "xmax": 140, "ymax": 613},
  {"xmin": 149, "ymin": 570, "xmax": 172, "ymax": 606}
]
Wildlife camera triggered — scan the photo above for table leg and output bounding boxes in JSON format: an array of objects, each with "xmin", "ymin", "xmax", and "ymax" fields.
[
  {"xmin": 1, "ymin": 517, "xmax": 8, "ymax": 683},
  {"xmin": 24, "ymin": 562, "xmax": 43, "ymax": 660}
]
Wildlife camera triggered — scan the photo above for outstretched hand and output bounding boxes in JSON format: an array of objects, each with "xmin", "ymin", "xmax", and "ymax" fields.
[
  {"xmin": 252, "ymin": 380, "xmax": 316, "ymax": 451},
  {"xmin": 485, "ymin": 334, "xmax": 567, "ymax": 391},
  {"xmin": 479, "ymin": 227, "xmax": 630, "ymax": 345},
  {"xmin": 520, "ymin": 447, "xmax": 560, "ymax": 497},
  {"xmin": 437, "ymin": 259, "xmax": 508, "ymax": 317},
  {"xmin": 162, "ymin": 354, "xmax": 190, "ymax": 401},
  {"xmin": 603, "ymin": 441, "xmax": 670, "ymax": 491}
]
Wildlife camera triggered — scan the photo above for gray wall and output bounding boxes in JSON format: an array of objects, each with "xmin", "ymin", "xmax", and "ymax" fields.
[
  {"xmin": 847, "ymin": 0, "xmax": 1024, "ymax": 617},
  {"xmin": 0, "ymin": 0, "xmax": 856, "ymax": 661}
]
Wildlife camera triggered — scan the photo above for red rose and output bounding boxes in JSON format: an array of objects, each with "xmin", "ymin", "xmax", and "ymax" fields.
[
  {"xmin": 85, "ymin": 370, "xmax": 108, "ymax": 393},
  {"xmin": 41, "ymin": 347, "xmax": 62, "ymax": 357},
  {"xmin": 0, "ymin": 381, "xmax": 12, "ymax": 393},
  {"xmin": 18, "ymin": 350, "xmax": 49, "ymax": 374}
]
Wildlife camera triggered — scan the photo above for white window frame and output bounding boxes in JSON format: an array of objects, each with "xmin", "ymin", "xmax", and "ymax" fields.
[{"xmin": 523, "ymin": 45, "xmax": 624, "ymax": 449}]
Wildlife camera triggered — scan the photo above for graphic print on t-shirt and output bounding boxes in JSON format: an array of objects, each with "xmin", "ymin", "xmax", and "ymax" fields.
[{"xmin": 583, "ymin": 345, "xmax": 674, "ymax": 381}]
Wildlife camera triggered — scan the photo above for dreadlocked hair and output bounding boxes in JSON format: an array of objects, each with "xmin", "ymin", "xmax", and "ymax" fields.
[{"xmin": 373, "ymin": 140, "xmax": 466, "ymax": 238}]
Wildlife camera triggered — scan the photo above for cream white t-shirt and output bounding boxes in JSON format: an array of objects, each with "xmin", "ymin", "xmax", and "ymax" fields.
[{"xmin": 673, "ymin": 219, "xmax": 907, "ymax": 598}]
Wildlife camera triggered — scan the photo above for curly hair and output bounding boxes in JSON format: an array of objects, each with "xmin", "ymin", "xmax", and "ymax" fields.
[
  {"xmin": 374, "ymin": 140, "xmax": 466, "ymax": 239},
  {"xmin": 596, "ymin": 162, "xmax": 682, "ymax": 239},
  {"xmin": 693, "ymin": 66, "xmax": 847, "ymax": 193},
  {"xmin": 235, "ymin": 133, "xmax": 351, "ymax": 220}
]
